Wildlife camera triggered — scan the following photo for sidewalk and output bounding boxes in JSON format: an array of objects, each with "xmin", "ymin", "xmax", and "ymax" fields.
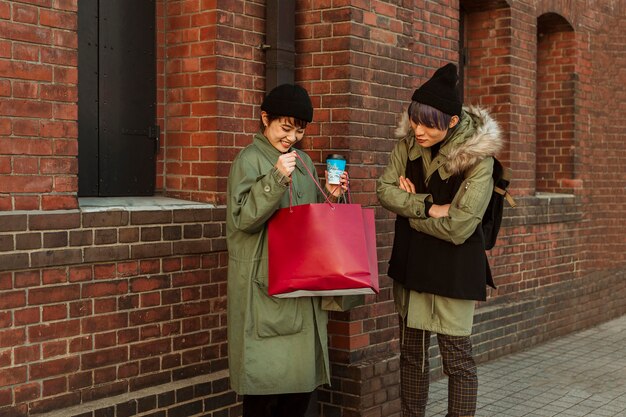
[{"xmin": 425, "ymin": 315, "xmax": 626, "ymax": 417}]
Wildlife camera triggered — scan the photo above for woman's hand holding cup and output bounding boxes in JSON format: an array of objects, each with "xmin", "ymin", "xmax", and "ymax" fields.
[
  {"xmin": 325, "ymin": 154, "xmax": 348, "ymax": 197},
  {"xmin": 325, "ymin": 170, "xmax": 349, "ymax": 197}
]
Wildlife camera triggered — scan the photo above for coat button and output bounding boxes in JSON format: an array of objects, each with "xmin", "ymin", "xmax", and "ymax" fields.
[{"xmin": 264, "ymin": 185, "xmax": 271, "ymax": 192}]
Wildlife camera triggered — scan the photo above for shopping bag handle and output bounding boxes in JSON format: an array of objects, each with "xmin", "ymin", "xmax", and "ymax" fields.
[{"xmin": 290, "ymin": 152, "xmax": 352, "ymax": 208}]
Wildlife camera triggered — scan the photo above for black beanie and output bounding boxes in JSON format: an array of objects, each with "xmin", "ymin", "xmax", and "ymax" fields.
[
  {"xmin": 411, "ymin": 63, "xmax": 462, "ymax": 117},
  {"xmin": 261, "ymin": 84, "xmax": 313, "ymax": 122}
]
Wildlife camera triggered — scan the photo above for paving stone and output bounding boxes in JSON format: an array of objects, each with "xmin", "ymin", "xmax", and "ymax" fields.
[{"xmin": 424, "ymin": 315, "xmax": 626, "ymax": 417}]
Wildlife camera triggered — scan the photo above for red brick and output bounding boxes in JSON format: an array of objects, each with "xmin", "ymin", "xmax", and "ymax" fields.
[
  {"xmin": 29, "ymin": 320, "xmax": 79, "ymax": 343},
  {"xmin": 0, "ymin": 328, "xmax": 26, "ymax": 348},
  {"xmin": 92, "ymin": 366, "xmax": 117, "ymax": 385},
  {"xmin": 0, "ymin": 157, "xmax": 9, "ymax": 174},
  {"xmin": 140, "ymin": 292, "xmax": 160, "ymax": 307},
  {"xmin": 43, "ymin": 231, "xmax": 68, "ymax": 248},
  {"xmin": 30, "ymin": 357, "xmax": 79, "ymax": 379},
  {"xmin": 0, "ymin": 311, "xmax": 10, "ymax": 328},
  {"xmin": 52, "ymin": 30, "xmax": 77, "ymax": 50},
  {"xmin": 69, "ymin": 300, "xmax": 91, "ymax": 318},
  {"xmin": 93, "ymin": 298, "xmax": 116, "ymax": 314},
  {"xmin": 42, "ymin": 304, "xmax": 67, "ymax": 321},
  {"xmin": 173, "ymin": 301, "xmax": 210, "ymax": 318},
  {"xmin": 68, "ymin": 266, "xmax": 92, "ymax": 282},
  {"xmin": 42, "ymin": 340, "xmax": 67, "ymax": 358},
  {"xmin": 117, "ymin": 329, "xmax": 139, "ymax": 345},
  {"xmin": 129, "ymin": 339, "xmax": 170, "ymax": 360},
  {"xmin": 117, "ymin": 261, "xmax": 139, "ymax": 277},
  {"xmin": 0, "ymin": 2, "xmax": 9, "ymax": 20},
  {"xmin": 0, "ymin": 366, "xmax": 27, "ymax": 386},
  {"xmin": 68, "ymin": 336, "xmax": 92, "ymax": 353},
  {"xmin": 140, "ymin": 325, "xmax": 160, "ymax": 340},
  {"xmin": 82, "ymin": 281, "xmax": 128, "ymax": 298},
  {"xmin": 0, "ymin": 350, "xmax": 9, "ymax": 367},
  {"xmin": 14, "ymin": 345, "xmax": 40, "ymax": 364},
  {"xmin": 162, "ymin": 258, "xmax": 182, "ymax": 272},
  {"xmin": 68, "ymin": 371, "xmax": 92, "ymax": 390},
  {"xmin": 29, "ymin": 212, "xmax": 80, "ymax": 230},
  {"xmin": 53, "ymin": 176, "xmax": 77, "ymax": 192},
  {"xmin": 172, "ymin": 270, "xmax": 210, "ymax": 287},
  {"xmin": 130, "ymin": 275, "xmax": 170, "ymax": 292},
  {"xmin": 40, "ymin": 9, "xmax": 76, "ymax": 30},
  {"xmin": 14, "ymin": 307, "xmax": 40, "ymax": 326},
  {"xmin": 94, "ymin": 264, "xmax": 116, "ymax": 279},
  {"xmin": 12, "ymin": 81, "xmax": 39, "ymax": 98},
  {"xmin": 13, "ymin": 120, "xmax": 39, "ymax": 136},
  {"xmin": 52, "ymin": 103, "xmax": 77, "ymax": 120},
  {"xmin": 0, "ymin": 175, "xmax": 52, "ymax": 193},
  {"xmin": 29, "ymin": 284, "xmax": 80, "ymax": 305},
  {"xmin": 42, "ymin": 268, "xmax": 67, "ymax": 285},
  {"xmin": 94, "ymin": 331, "xmax": 117, "ymax": 349},
  {"xmin": 129, "ymin": 307, "xmax": 170, "ymax": 326},
  {"xmin": 41, "ymin": 195, "xmax": 78, "ymax": 210},
  {"xmin": 118, "ymin": 362, "xmax": 139, "ymax": 378},
  {"xmin": 0, "ymin": 290, "xmax": 26, "ymax": 309},
  {"xmin": 81, "ymin": 347, "xmax": 127, "ymax": 369},
  {"xmin": 40, "ymin": 46, "xmax": 77, "ymax": 65},
  {"xmin": 140, "ymin": 259, "xmax": 161, "ymax": 274},
  {"xmin": 0, "ymin": 99, "xmax": 52, "ymax": 118},
  {"xmin": 42, "ymin": 377, "xmax": 65, "ymax": 397},
  {"xmin": 82, "ymin": 313, "xmax": 128, "ymax": 333},
  {"xmin": 0, "ymin": 273, "xmax": 11, "ymax": 290},
  {"xmin": 14, "ymin": 196, "xmax": 40, "ymax": 210}
]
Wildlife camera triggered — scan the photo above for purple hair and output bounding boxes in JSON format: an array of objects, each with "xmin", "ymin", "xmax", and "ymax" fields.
[{"xmin": 407, "ymin": 101, "xmax": 453, "ymax": 131}]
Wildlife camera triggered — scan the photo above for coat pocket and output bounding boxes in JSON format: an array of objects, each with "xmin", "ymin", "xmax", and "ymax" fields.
[
  {"xmin": 456, "ymin": 180, "xmax": 490, "ymax": 212},
  {"xmin": 253, "ymin": 281, "xmax": 304, "ymax": 338}
]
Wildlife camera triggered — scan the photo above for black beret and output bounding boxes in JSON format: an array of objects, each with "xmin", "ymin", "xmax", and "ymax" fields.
[
  {"xmin": 261, "ymin": 84, "xmax": 313, "ymax": 122},
  {"xmin": 411, "ymin": 63, "xmax": 462, "ymax": 117}
]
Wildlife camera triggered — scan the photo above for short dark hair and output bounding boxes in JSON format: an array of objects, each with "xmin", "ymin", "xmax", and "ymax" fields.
[
  {"xmin": 408, "ymin": 101, "xmax": 452, "ymax": 131},
  {"xmin": 261, "ymin": 113, "xmax": 309, "ymax": 130}
]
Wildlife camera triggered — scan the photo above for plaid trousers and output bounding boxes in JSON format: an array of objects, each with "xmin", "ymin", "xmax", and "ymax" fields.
[{"xmin": 400, "ymin": 320, "xmax": 478, "ymax": 417}]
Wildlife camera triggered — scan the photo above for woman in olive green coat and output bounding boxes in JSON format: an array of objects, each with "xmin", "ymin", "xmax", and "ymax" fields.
[{"xmin": 226, "ymin": 84, "xmax": 347, "ymax": 417}]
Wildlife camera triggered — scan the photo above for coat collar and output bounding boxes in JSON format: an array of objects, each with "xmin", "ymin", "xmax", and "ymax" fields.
[{"xmin": 397, "ymin": 106, "xmax": 503, "ymax": 175}]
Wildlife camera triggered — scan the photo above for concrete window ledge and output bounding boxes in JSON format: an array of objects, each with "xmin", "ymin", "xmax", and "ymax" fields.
[{"xmin": 78, "ymin": 196, "xmax": 216, "ymax": 212}]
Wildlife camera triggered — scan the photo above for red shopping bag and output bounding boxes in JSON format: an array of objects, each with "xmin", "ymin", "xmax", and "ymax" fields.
[{"xmin": 267, "ymin": 154, "xmax": 379, "ymax": 298}]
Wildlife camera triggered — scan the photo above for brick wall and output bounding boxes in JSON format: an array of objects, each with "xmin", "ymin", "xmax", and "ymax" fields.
[
  {"xmin": 1, "ymin": 0, "xmax": 625, "ymax": 416},
  {"xmin": 0, "ymin": 0, "xmax": 78, "ymax": 211},
  {"xmin": 0, "ymin": 206, "xmax": 231, "ymax": 417}
]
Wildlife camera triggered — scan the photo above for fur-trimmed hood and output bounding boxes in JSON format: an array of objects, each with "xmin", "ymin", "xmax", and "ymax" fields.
[{"xmin": 395, "ymin": 105, "xmax": 502, "ymax": 175}]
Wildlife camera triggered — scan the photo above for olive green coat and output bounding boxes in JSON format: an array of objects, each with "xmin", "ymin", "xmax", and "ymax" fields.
[{"xmin": 226, "ymin": 133, "xmax": 330, "ymax": 395}]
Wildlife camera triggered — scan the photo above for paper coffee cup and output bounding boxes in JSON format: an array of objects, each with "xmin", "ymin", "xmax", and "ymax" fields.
[{"xmin": 326, "ymin": 154, "xmax": 346, "ymax": 185}]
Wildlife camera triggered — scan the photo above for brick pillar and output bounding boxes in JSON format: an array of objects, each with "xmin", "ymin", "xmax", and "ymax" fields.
[
  {"xmin": 295, "ymin": 2, "xmax": 461, "ymax": 415},
  {"xmin": 0, "ymin": 2, "xmax": 78, "ymax": 211},
  {"xmin": 159, "ymin": 1, "xmax": 266, "ymax": 205}
]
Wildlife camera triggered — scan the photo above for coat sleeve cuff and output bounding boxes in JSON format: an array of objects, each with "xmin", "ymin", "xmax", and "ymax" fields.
[{"xmin": 271, "ymin": 167, "xmax": 291, "ymax": 186}]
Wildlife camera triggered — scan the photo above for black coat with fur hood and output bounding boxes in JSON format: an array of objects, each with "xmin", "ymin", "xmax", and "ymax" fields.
[{"xmin": 377, "ymin": 106, "xmax": 502, "ymax": 301}]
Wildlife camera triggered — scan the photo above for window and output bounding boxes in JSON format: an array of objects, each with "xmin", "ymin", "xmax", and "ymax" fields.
[
  {"xmin": 536, "ymin": 13, "xmax": 576, "ymax": 193},
  {"xmin": 78, "ymin": 0, "xmax": 158, "ymax": 196}
]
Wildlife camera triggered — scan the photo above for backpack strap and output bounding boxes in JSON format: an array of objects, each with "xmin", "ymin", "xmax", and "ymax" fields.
[{"xmin": 493, "ymin": 166, "xmax": 517, "ymax": 208}]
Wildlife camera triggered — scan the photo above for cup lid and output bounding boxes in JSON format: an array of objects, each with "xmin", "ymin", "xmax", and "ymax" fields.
[{"xmin": 326, "ymin": 154, "xmax": 345, "ymax": 161}]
